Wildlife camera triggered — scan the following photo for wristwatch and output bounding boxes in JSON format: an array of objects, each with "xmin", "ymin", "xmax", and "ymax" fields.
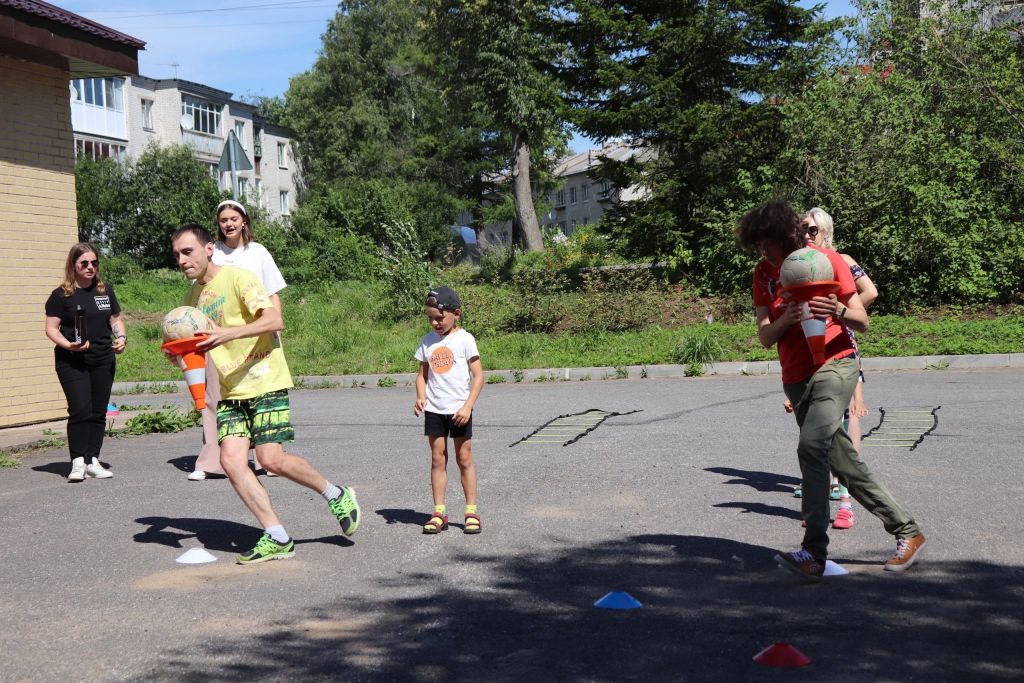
[{"xmin": 835, "ymin": 304, "xmax": 847, "ymax": 320}]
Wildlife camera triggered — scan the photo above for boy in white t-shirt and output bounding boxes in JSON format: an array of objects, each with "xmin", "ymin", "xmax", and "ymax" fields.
[{"xmin": 413, "ymin": 286, "xmax": 484, "ymax": 535}]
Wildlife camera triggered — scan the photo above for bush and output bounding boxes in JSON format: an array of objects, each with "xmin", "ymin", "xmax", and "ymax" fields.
[
  {"xmin": 501, "ymin": 268, "xmax": 570, "ymax": 332},
  {"xmin": 564, "ymin": 266, "xmax": 662, "ymax": 333},
  {"xmin": 379, "ymin": 220, "xmax": 435, "ymax": 320}
]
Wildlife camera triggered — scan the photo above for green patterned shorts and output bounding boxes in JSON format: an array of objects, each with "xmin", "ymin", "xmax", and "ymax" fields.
[{"xmin": 217, "ymin": 389, "xmax": 295, "ymax": 446}]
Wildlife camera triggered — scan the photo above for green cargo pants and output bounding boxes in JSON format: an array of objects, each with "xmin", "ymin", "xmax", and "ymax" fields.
[{"xmin": 783, "ymin": 356, "xmax": 921, "ymax": 560}]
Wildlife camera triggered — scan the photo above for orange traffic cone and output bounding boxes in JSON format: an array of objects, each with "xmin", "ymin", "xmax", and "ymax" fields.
[
  {"xmin": 161, "ymin": 335, "xmax": 209, "ymax": 410},
  {"xmin": 799, "ymin": 302, "xmax": 828, "ymax": 364}
]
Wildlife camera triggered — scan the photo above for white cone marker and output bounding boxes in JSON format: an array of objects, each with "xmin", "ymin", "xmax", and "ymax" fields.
[{"xmin": 176, "ymin": 548, "xmax": 217, "ymax": 564}]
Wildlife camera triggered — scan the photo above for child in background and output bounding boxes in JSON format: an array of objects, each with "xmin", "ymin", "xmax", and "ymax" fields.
[{"xmin": 413, "ymin": 287, "xmax": 484, "ymax": 535}]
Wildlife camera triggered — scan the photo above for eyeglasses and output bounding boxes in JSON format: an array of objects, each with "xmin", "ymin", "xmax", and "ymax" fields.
[
  {"xmin": 801, "ymin": 224, "xmax": 819, "ymax": 238},
  {"xmin": 77, "ymin": 259, "xmax": 99, "ymax": 268}
]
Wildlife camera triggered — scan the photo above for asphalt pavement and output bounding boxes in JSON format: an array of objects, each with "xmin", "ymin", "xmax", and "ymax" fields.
[{"xmin": 2, "ymin": 368, "xmax": 1022, "ymax": 682}]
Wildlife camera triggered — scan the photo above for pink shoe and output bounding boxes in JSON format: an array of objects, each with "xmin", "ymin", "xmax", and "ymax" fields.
[{"xmin": 833, "ymin": 507, "xmax": 854, "ymax": 530}]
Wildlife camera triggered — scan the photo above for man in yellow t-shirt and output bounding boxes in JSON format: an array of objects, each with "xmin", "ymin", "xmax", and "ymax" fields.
[{"xmin": 170, "ymin": 225, "xmax": 361, "ymax": 565}]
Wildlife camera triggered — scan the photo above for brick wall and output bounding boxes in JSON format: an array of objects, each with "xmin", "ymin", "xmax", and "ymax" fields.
[{"xmin": 0, "ymin": 56, "xmax": 79, "ymax": 427}]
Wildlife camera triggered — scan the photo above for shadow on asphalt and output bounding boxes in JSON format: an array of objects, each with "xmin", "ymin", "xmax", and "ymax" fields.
[
  {"xmin": 713, "ymin": 501, "xmax": 802, "ymax": 521},
  {"xmin": 134, "ymin": 516, "xmax": 260, "ymax": 554},
  {"xmin": 126, "ymin": 533, "xmax": 1024, "ymax": 681},
  {"xmin": 376, "ymin": 508, "xmax": 431, "ymax": 527},
  {"xmin": 705, "ymin": 466, "xmax": 800, "ymax": 494},
  {"xmin": 166, "ymin": 455, "xmax": 196, "ymax": 473}
]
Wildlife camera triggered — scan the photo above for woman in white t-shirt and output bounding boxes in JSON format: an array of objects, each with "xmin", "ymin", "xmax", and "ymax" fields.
[{"xmin": 188, "ymin": 199, "xmax": 287, "ymax": 480}]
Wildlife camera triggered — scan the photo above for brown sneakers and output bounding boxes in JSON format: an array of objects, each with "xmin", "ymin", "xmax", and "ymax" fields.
[
  {"xmin": 774, "ymin": 549, "xmax": 825, "ymax": 582},
  {"xmin": 884, "ymin": 534, "xmax": 926, "ymax": 573}
]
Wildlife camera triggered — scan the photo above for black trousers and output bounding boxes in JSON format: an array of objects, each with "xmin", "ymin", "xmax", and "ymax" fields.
[{"xmin": 55, "ymin": 357, "xmax": 115, "ymax": 463}]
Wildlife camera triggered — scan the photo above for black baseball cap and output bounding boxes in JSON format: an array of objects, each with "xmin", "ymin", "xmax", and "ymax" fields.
[{"xmin": 426, "ymin": 286, "xmax": 461, "ymax": 312}]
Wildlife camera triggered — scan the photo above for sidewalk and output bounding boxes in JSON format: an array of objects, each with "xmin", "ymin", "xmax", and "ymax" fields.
[{"xmin": 4, "ymin": 352, "xmax": 1021, "ymax": 453}]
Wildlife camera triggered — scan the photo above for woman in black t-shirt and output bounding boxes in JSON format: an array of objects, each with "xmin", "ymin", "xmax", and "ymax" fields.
[{"xmin": 44, "ymin": 243, "xmax": 127, "ymax": 482}]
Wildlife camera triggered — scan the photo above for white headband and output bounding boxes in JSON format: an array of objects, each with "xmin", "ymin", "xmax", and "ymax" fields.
[{"xmin": 215, "ymin": 199, "xmax": 248, "ymax": 218}]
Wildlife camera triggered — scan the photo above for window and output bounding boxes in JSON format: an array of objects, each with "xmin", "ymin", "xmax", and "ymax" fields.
[
  {"xmin": 555, "ymin": 189, "xmax": 565, "ymax": 207},
  {"xmin": 182, "ymin": 95, "xmax": 222, "ymax": 135},
  {"xmin": 253, "ymin": 126, "xmax": 263, "ymax": 158},
  {"xmin": 558, "ymin": 220, "xmax": 567, "ymax": 233},
  {"xmin": 75, "ymin": 137, "xmax": 126, "ymax": 161},
  {"xmin": 254, "ymin": 179, "xmax": 263, "ymax": 207},
  {"xmin": 279, "ymin": 190, "xmax": 290, "ymax": 215},
  {"xmin": 71, "ymin": 78, "xmax": 123, "ymax": 112},
  {"xmin": 234, "ymin": 121, "xmax": 246, "ymax": 148},
  {"xmin": 277, "ymin": 142, "xmax": 287, "ymax": 168},
  {"xmin": 238, "ymin": 177, "xmax": 249, "ymax": 200},
  {"xmin": 141, "ymin": 99, "xmax": 154, "ymax": 130},
  {"xmin": 569, "ymin": 187, "xmax": 577, "ymax": 205},
  {"xmin": 582, "ymin": 184, "xmax": 590, "ymax": 202}
]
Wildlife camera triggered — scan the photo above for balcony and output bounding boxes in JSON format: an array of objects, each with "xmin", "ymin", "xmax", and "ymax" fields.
[{"xmin": 182, "ymin": 129, "xmax": 223, "ymax": 160}]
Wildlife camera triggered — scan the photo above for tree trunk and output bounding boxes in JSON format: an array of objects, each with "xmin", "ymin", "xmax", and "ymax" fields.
[
  {"xmin": 471, "ymin": 175, "xmax": 491, "ymax": 250},
  {"xmin": 510, "ymin": 126, "xmax": 544, "ymax": 251}
]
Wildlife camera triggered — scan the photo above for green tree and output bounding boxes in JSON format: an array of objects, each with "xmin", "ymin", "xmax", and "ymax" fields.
[
  {"xmin": 559, "ymin": 0, "xmax": 832, "ymax": 277},
  {"xmin": 780, "ymin": 0, "xmax": 1024, "ymax": 307},
  {"xmin": 429, "ymin": 0, "xmax": 569, "ymax": 251},
  {"xmin": 75, "ymin": 155, "xmax": 127, "ymax": 244},
  {"xmin": 283, "ymin": 0, "xmax": 464, "ymax": 257},
  {"xmin": 75, "ymin": 144, "xmax": 222, "ymax": 269}
]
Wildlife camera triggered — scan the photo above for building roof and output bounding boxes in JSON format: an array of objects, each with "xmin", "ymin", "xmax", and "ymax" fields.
[
  {"xmin": 553, "ymin": 140, "xmax": 653, "ymax": 177},
  {"xmin": 0, "ymin": 0, "xmax": 145, "ymax": 48}
]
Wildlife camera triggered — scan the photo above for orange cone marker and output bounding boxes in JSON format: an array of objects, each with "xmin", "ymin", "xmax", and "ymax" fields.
[
  {"xmin": 782, "ymin": 281, "xmax": 840, "ymax": 365},
  {"xmin": 161, "ymin": 335, "xmax": 209, "ymax": 410},
  {"xmin": 753, "ymin": 642, "xmax": 811, "ymax": 668}
]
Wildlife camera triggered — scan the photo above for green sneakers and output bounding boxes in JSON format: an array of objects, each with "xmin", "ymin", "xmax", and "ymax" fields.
[
  {"xmin": 237, "ymin": 533, "xmax": 295, "ymax": 565},
  {"xmin": 328, "ymin": 486, "xmax": 361, "ymax": 536}
]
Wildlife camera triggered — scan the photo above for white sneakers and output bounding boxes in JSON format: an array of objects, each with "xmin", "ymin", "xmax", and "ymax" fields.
[
  {"xmin": 67, "ymin": 457, "xmax": 86, "ymax": 482},
  {"xmin": 187, "ymin": 469, "xmax": 208, "ymax": 481},
  {"xmin": 68, "ymin": 457, "xmax": 112, "ymax": 482},
  {"xmin": 85, "ymin": 458, "xmax": 113, "ymax": 479}
]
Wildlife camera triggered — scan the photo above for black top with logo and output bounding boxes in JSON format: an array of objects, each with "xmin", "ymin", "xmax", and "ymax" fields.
[{"xmin": 45, "ymin": 284, "xmax": 121, "ymax": 365}]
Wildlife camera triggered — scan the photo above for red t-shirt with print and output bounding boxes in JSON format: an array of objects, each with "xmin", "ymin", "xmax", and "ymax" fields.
[{"xmin": 752, "ymin": 246, "xmax": 857, "ymax": 384}]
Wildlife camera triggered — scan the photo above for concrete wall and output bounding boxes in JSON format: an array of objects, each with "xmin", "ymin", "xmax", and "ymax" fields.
[{"xmin": 0, "ymin": 56, "xmax": 80, "ymax": 427}]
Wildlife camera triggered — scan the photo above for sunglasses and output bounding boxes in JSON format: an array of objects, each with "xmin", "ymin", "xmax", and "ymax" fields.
[
  {"xmin": 801, "ymin": 223, "xmax": 819, "ymax": 238},
  {"xmin": 77, "ymin": 259, "xmax": 99, "ymax": 268}
]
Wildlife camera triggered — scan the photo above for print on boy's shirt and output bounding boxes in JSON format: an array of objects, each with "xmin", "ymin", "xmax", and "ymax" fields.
[
  {"xmin": 222, "ymin": 349, "xmax": 272, "ymax": 374},
  {"xmin": 429, "ymin": 346, "xmax": 455, "ymax": 374},
  {"xmin": 94, "ymin": 295, "xmax": 111, "ymax": 311}
]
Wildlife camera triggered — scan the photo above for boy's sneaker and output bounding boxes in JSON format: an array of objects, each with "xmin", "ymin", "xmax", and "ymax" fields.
[
  {"xmin": 328, "ymin": 487, "xmax": 360, "ymax": 536},
  {"xmin": 85, "ymin": 458, "xmax": 113, "ymax": 479},
  {"xmin": 237, "ymin": 533, "xmax": 295, "ymax": 565},
  {"xmin": 884, "ymin": 534, "xmax": 926, "ymax": 573},
  {"xmin": 829, "ymin": 484, "xmax": 842, "ymax": 500},
  {"xmin": 774, "ymin": 549, "xmax": 825, "ymax": 582},
  {"xmin": 832, "ymin": 507, "xmax": 855, "ymax": 529},
  {"xmin": 792, "ymin": 485, "xmax": 802, "ymax": 498},
  {"xmin": 68, "ymin": 458, "xmax": 86, "ymax": 483}
]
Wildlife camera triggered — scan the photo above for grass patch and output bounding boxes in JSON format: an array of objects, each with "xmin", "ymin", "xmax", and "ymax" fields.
[
  {"xmin": 113, "ymin": 270, "xmax": 1024, "ymax": 381},
  {"xmin": 0, "ymin": 452, "xmax": 21, "ymax": 468}
]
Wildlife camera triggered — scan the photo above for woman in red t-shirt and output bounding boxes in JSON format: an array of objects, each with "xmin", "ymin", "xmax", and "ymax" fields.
[{"xmin": 736, "ymin": 201, "xmax": 925, "ymax": 581}]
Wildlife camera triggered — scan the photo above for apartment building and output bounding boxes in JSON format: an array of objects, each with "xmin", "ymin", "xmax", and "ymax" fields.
[
  {"xmin": 70, "ymin": 75, "xmax": 299, "ymax": 219},
  {"xmin": 467, "ymin": 140, "xmax": 652, "ymax": 246},
  {"xmin": 0, "ymin": 0, "xmax": 141, "ymax": 427},
  {"xmin": 542, "ymin": 140, "xmax": 652, "ymax": 238}
]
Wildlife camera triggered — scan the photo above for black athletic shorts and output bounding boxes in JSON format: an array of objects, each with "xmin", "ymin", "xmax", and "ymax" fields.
[{"xmin": 424, "ymin": 410, "xmax": 472, "ymax": 438}]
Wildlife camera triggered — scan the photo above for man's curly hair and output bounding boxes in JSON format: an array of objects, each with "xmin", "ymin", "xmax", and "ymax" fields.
[{"xmin": 736, "ymin": 200, "xmax": 805, "ymax": 255}]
